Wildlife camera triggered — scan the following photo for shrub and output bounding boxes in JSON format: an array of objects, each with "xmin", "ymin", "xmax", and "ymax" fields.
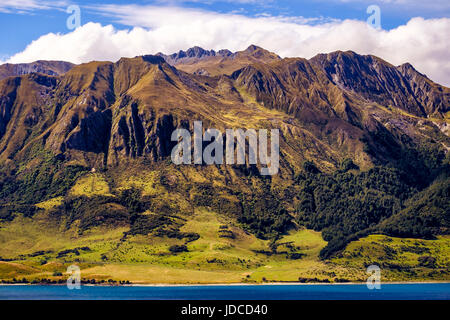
[{"xmin": 169, "ymin": 245, "xmax": 188, "ymax": 254}]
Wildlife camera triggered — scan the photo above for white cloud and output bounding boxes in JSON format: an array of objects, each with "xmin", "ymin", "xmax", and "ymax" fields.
[
  {"xmin": 334, "ymin": 0, "xmax": 445, "ymax": 5},
  {"xmin": 331, "ymin": 0, "xmax": 450, "ymax": 11},
  {"xmin": 0, "ymin": 0, "xmax": 67, "ymax": 13},
  {"xmin": 6, "ymin": 4, "xmax": 450, "ymax": 86}
]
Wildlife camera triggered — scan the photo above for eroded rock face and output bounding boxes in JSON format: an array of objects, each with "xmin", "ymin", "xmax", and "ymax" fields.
[
  {"xmin": 0, "ymin": 73, "xmax": 60, "ymax": 160},
  {"xmin": 0, "ymin": 49, "xmax": 448, "ymax": 173},
  {"xmin": 158, "ymin": 45, "xmax": 281, "ymax": 77},
  {"xmin": 310, "ymin": 51, "xmax": 449, "ymax": 117},
  {"xmin": 65, "ymin": 109, "xmax": 112, "ymax": 154},
  {"xmin": 109, "ymin": 105, "xmax": 179, "ymax": 163},
  {"xmin": 33, "ymin": 56, "xmax": 198, "ymax": 166},
  {"xmin": 42, "ymin": 62, "xmax": 116, "ymax": 157},
  {"xmin": 0, "ymin": 61, "xmax": 75, "ymax": 81},
  {"xmin": 157, "ymin": 46, "xmax": 232, "ymax": 65},
  {"xmin": 0, "ymin": 77, "xmax": 20, "ymax": 140},
  {"xmin": 396, "ymin": 63, "xmax": 449, "ymax": 116}
]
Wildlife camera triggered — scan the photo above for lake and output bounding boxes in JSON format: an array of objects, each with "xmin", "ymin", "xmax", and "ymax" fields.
[{"xmin": 0, "ymin": 283, "xmax": 449, "ymax": 300}]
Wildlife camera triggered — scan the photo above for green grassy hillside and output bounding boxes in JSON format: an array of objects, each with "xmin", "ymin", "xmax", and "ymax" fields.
[{"xmin": 1, "ymin": 206, "xmax": 449, "ymax": 284}]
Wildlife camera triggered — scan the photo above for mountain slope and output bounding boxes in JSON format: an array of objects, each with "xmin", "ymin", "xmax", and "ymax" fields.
[
  {"xmin": 310, "ymin": 51, "xmax": 449, "ymax": 117},
  {"xmin": 0, "ymin": 47, "xmax": 449, "ymax": 283}
]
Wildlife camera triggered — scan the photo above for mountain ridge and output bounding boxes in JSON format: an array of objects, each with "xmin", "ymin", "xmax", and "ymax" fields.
[
  {"xmin": 157, "ymin": 45, "xmax": 282, "ymax": 76},
  {"xmin": 0, "ymin": 48, "xmax": 448, "ymax": 170},
  {"xmin": 0, "ymin": 60, "xmax": 75, "ymax": 81}
]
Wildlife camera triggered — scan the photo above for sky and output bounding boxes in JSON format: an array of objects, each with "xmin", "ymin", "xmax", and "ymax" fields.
[{"xmin": 0, "ymin": 0, "xmax": 449, "ymax": 85}]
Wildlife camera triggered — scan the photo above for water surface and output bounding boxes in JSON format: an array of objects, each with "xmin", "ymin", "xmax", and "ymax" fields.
[{"xmin": 0, "ymin": 283, "xmax": 449, "ymax": 300}]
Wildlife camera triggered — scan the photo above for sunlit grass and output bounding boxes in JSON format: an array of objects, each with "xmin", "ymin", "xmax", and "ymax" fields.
[
  {"xmin": 69, "ymin": 173, "xmax": 113, "ymax": 197},
  {"xmin": 1, "ymin": 210, "xmax": 449, "ymax": 283}
]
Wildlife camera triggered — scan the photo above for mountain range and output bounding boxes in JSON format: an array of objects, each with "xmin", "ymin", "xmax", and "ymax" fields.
[
  {"xmin": 0, "ymin": 45, "xmax": 448, "ymax": 284},
  {"xmin": 0, "ymin": 60, "xmax": 74, "ymax": 81}
]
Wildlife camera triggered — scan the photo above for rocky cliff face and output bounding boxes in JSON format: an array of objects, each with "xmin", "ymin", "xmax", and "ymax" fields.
[
  {"xmin": 310, "ymin": 51, "xmax": 449, "ymax": 117},
  {"xmin": 396, "ymin": 62, "xmax": 449, "ymax": 116},
  {"xmin": 0, "ymin": 60, "xmax": 75, "ymax": 81},
  {"xmin": 157, "ymin": 46, "xmax": 232, "ymax": 65},
  {"xmin": 0, "ymin": 48, "xmax": 448, "ymax": 176},
  {"xmin": 158, "ymin": 45, "xmax": 281, "ymax": 76}
]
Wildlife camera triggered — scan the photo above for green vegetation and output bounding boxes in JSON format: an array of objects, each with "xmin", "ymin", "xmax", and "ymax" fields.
[
  {"xmin": 332, "ymin": 235, "xmax": 450, "ymax": 281},
  {"xmin": 236, "ymin": 182, "xmax": 293, "ymax": 239},
  {"xmin": 0, "ymin": 210, "xmax": 447, "ymax": 284},
  {"xmin": 379, "ymin": 177, "xmax": 450, "ymax": 239},
  {"xmin": 0, "ymin": 153, "xmax": 448, "ymax": 283},
  {"xmin": 0, "ymin": 150, "xmax": 88, "ymax": 206},
  {"xmin": 295, "ymin": 159, "xmax": 449, "ymax": 259}
]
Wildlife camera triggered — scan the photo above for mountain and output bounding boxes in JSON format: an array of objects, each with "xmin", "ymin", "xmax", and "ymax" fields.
[
  {"xmin": 157, "ymin": 46, "xmax": 232, "ymax": 65},
  {"xmin": 310, "ymin": 51, "xmax": 448, "ymax": 117},
  {"xmin": 158, "ymin": 45, "xmax": 281, "ymax": 76},
  {"xmin": 0, "ymin": 60, "xmax": 75, "ymax": 80},
  {"xmin": 0, "ymin": 47, "xmax": 449, "ymax": 284}
]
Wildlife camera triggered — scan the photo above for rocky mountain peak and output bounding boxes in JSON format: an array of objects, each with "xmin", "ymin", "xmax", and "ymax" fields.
[
  {"xmin": 244, "ymin": 44, "xmax": 261, "ymax": 52},
  {"xmin": 0, "ymin": 60, "xmax": 75, "ymax": 81},
  {"xmin": 157, "ymin": 47, "xmax": 224, "ymax": 65},
  {"xmin": 310, "ymin": 50, "xmax": 449, "ymax": 116}
]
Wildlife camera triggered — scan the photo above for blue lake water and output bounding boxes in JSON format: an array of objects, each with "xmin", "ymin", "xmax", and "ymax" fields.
[{"xmin": 0, "ymin": 283, "xmax": 449, "ymax": 300}]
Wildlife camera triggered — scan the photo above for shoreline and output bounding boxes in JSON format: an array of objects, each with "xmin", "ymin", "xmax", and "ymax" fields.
[
  {"xmin": 129, "ymin": 281, "xmax": 450, "ymax": 287},
  {"xmin": 1, "ymin": 281, "xmax": 449, "ymax": 287}
]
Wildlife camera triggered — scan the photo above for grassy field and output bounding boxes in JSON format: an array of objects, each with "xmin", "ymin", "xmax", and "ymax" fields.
[
  {"xmin": 1, "ymin": 207, "xmax": 449, "ymax": 284},
  {"xmin": 331, "ymin": 235, "xmax": 450, "ymax": 281},
  {"xmin": 69, "ymin": 173, "xmax": 113, "ymax": 197}
]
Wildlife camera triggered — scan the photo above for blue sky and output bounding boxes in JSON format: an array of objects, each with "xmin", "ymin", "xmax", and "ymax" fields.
[
  {"xmin": 1, "ymin": 0, "xmax": 448, "ymax": 59},
  {"xmin": 1, "ymin": 1, "xmax": 449, "ymax": 85}
]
